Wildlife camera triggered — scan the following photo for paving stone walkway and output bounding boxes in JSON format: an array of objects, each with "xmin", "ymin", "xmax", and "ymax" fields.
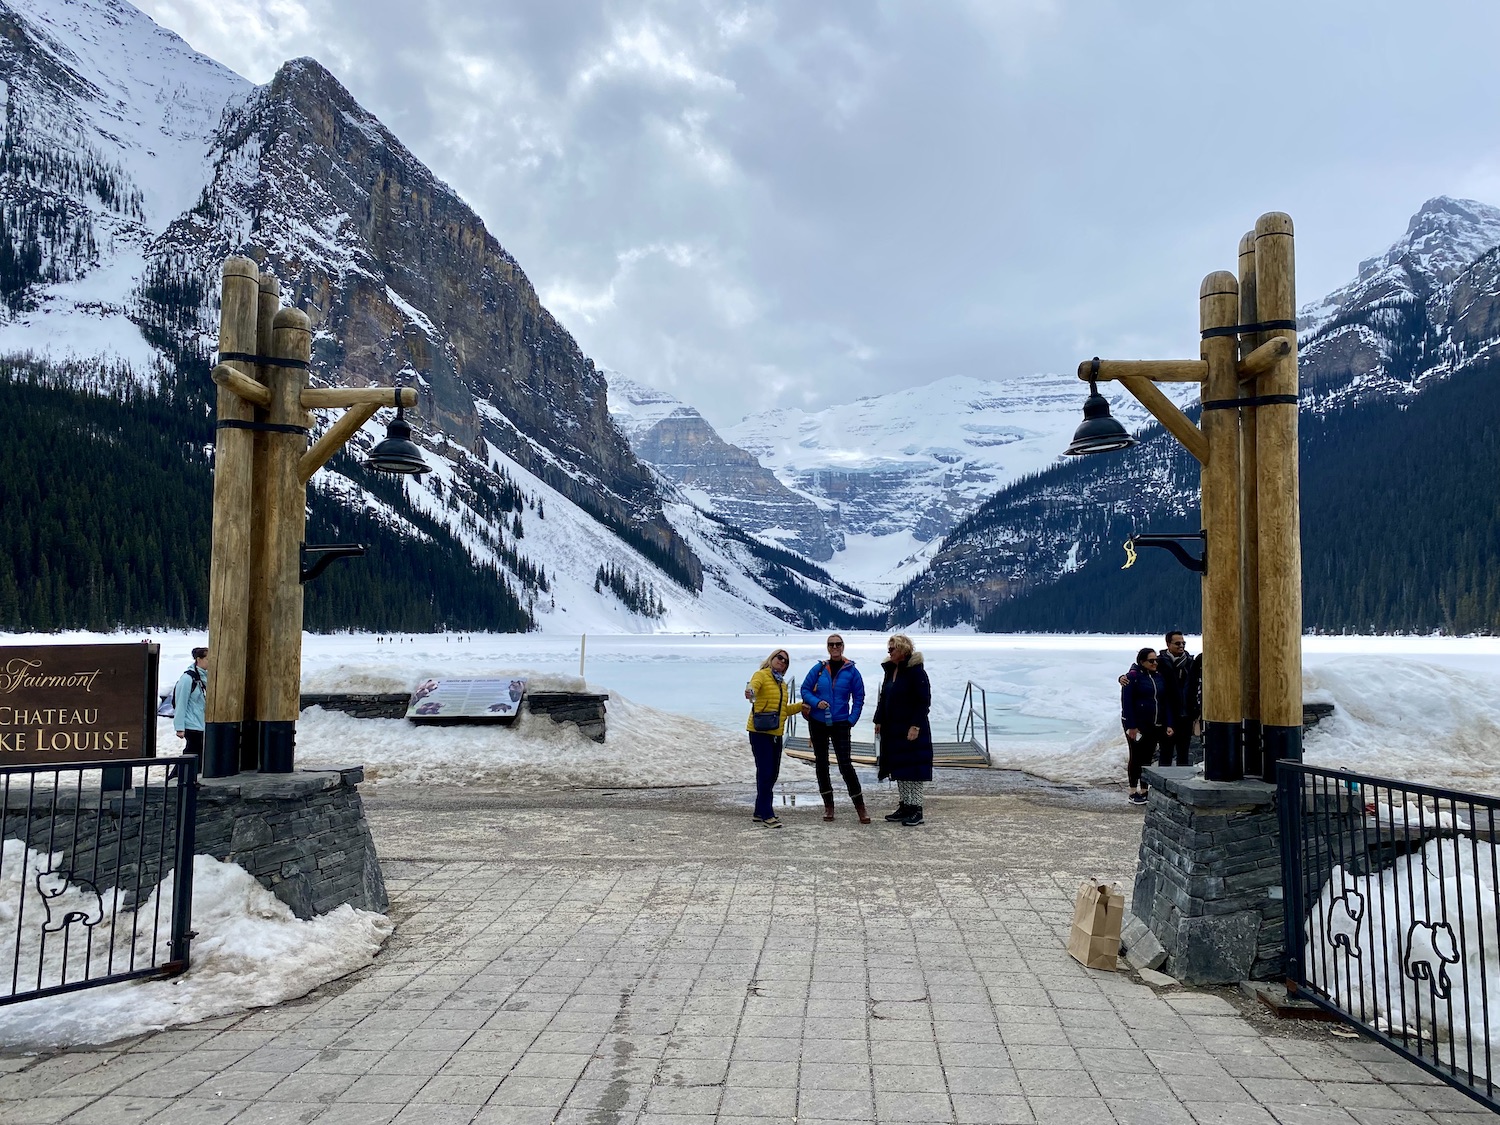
[{"xmin": 0, "ymin": 779, "xmax": 1489, "ymax": 1124}]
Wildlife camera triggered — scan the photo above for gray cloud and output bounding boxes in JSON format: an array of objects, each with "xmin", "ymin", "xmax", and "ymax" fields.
[{"xmin": 140, "ymin": 0, "xmax": 1500, "ymax": 428}]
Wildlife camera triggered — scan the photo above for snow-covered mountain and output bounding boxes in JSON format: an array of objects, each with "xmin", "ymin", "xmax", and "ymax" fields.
[
  {"xmin": 606, "ymin": 374, "xmax": 841, "ymax": 562},
  {"xmin": 722, "ymin": 372, "xmax": 1193, "ymax": 597},
  {"xmin": 1297, "ymin": 196, "xmax": 1500, "ymax": 407},
  {"xmin": 0, "ymin": 0, "xmax": 248, "ymax": 367},
  {"xmin": 0, "ymin": 0, "xmax": 865, "ymax": 634},
  {"xmin": 892, "ymin": 196, "xmax": 1500, "ymax": 627}
]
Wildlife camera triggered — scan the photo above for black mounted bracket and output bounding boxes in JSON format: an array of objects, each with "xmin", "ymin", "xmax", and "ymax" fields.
[
  {"xmin": 300, "ymin": 542, "xmax": 366, "ymax": 584},
  {"xmin": 1126, "ymin": 531, "xmax": 1206, "ymax": 574}
]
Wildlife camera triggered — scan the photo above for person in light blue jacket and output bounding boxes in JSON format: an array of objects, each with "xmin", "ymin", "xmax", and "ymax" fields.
[
  {"xmin": 173, "ymin": 646, "xmax": 209, "ymax": 765},
  {"xmin": 800, "ymin": 634, "xmax": 869, "ymax": 823}
]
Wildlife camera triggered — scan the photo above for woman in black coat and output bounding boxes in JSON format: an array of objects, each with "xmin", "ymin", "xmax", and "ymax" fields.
[
  {"xmin": 1121, "ymin": 646, "xmax": 1174, "ymax": 805},
  {"xmin": 874, "ymin": 633, "xmax": 934, "ymax": 826}
]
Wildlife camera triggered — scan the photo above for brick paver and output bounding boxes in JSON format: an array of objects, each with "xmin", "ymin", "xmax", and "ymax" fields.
[{"xmin": 0, "ymin": 779, "xmax": 1484, "ymax": 1124}]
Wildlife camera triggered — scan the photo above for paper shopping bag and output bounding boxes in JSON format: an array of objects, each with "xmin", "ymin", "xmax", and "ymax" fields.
[{"xmin": 1066, "ymin": 879, "xmax": 1125, "ymax": 970}]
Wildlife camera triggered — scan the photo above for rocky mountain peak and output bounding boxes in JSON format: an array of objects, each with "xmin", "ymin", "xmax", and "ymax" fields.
[{"xmin": 1352, "ymin": 195, "xmax": 1500, "ymax": 287}]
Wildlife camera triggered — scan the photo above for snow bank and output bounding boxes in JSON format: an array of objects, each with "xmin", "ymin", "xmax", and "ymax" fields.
[
  {"xmin": 1307, "ymin": 836, "xmax": 1500, "ymax": 1077},
  {"xmin": 297, "ymin": 690, "xmax": 755, "ymax": 789},
  {"xmin": 0, "ymin": 851, "xmax": 390, "ymax": 1047}
]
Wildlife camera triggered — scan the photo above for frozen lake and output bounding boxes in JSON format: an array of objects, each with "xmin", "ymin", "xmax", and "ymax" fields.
[{"xmin": 9, "ymin": 630, "xmax": 1500, "ymax": 792}]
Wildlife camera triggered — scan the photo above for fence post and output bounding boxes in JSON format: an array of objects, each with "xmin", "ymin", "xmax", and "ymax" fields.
[
  {"xmin": 169, "ymin": 758, "xmax": 198, "ymax": 970},
  {"xmin": 1276, "ymin": 760, "xmax": 1303, "ymax": 992}
]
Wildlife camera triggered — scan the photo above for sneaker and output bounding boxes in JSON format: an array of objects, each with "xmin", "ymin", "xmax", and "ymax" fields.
[
  {"xmin": 1129, "ymin": 791, "xmax": 1147, "ymax": 805},
  {"xmin": 884, "ymin": 804, "xmax": 911, "ymax": 822},
  {"xmin": 761, "ymin": 816, "xmax": 784, "ymax": 829},
  {"xmin": 900, "ymin": 808, "xmax": 924, "ymax": 826}
]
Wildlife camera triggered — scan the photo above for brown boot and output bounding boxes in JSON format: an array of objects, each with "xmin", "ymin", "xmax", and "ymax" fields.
[
  {"xmin": 854, "ymin": 798, "xmax": 871, "ymax": 824},
  {"xmin": 822, "ymin": 797, "xmax": 835, "ymax": 821}
]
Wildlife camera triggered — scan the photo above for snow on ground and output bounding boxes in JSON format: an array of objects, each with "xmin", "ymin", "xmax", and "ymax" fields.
[
  {"xmin": 1308, "ymin": 834, "xmax": 1500, "ymax": 1076},
  {"xmin": 297, "ymin": 691, "xmax": 751, "ymax": 789},
  {"xmin": 0, "ymin": 850, "xmax": 389, "ymax": 1048},
  {"xmin": 10, "ymin": 630, "xmax": 1500, "ymax": 795}
]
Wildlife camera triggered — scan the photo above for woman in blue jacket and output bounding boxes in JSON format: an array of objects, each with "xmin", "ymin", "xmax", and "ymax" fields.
[
  {"xmin": 799, "ymin": 634, "xmax": 869, "ymax": 823},
  {"xmin": 1121, "ymin": 647, "xmax": 1174, "ymax": 805}
]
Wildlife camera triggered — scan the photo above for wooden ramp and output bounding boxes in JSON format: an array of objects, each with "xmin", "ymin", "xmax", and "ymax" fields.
[
  {"xmin": 783, "ymin": 737, "xmax": 992, "ymax": 770},
  {"xmin": 781, "ymin": 683, "xmax": 993, "ymax": 770}
]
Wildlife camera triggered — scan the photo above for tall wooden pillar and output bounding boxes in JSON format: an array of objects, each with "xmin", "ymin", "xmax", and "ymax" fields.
[
  {"xmin": 243, "ymin": 273, "xmax": 281, "ymax": 771},
  {"xmin": 255, "ymin": 308, "xmax": 312, "ymax": 773},
  {"xmin": 1253, "ymin": 212, "xmax": 1302, "ymax": 779},
  {"xmin": 1198, "ymin": 271, "xmax": 1244, "ymax": 781},
  {"xmin": 1236, "ymin": 232, "xmax": 1264, "ymax": 777},
  {"xmin": 203, "ymin": 258, "xmax": 260, "ymax": 778}
]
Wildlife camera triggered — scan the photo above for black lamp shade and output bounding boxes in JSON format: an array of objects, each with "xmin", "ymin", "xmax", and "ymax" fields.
[
  {"xmin": 1064, "ymin": 387, "xmax": 1135, "ymax": 456},
  {"xmin": 366, "ymin": 408, "xmax": 431, "ymax": 475}
]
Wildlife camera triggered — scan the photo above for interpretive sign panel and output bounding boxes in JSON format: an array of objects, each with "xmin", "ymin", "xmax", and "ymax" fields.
[
  {"xmin": 0, "ymin": 643, "xmax": 159, "ymax": 764},
  {"xmin": 407, "ymin": 677, "xmax": 527, "ymax": 723}
]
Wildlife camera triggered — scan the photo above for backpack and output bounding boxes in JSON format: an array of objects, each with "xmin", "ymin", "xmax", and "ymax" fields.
[{"xmin": 158, "ymin": 666, "xmax": 205, "ymax": 719}]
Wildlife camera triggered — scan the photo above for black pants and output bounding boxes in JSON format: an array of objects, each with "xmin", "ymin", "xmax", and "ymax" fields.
[
  {"xmin": 1126, "ymin": 727, "xmax": 1162, "ymax": 788},
  {"xmin": 809, "ymin": 720, "xmax": 862, "ymax": 803},
  {"xmin": 182, "ymin": 729, "xmax": 204, "ymax": 768},
  {"xmin": 1159, "ymin": 724, "xmax": 1193, "ymax": 768}
]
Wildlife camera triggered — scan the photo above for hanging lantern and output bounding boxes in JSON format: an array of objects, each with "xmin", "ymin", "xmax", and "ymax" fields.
[{"xmin": 365, "ymin": 407, "xmax": 431, "ymax": 475}]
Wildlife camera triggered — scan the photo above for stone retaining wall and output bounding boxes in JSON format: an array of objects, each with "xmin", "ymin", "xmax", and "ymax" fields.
[
  {"xmin": 300, "ymin": 693, "xmax": 410, "ymax": 719},
  {"xmin": 1131, "ymin": 769, "xmax": 1283, "ymax": 983},
  {"xmin": 196, "ymin": 768, "xmax": 387, "ymax": 920},
  {"xmin": 528, "ymin": 692, "xmax": 608, "ymax": 743},
  {"xmin": 1, "ymin": 767, "xmax": 387, "ymax": 921},
  {"xmin": 302, "ymin": 691, "xmax": 610, "ymax": 742}
]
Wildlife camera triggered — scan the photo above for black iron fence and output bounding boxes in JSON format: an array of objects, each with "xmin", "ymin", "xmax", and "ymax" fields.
[
  {"xmin": 1279, "ymin": 762, "xmax": 1500, "ymax": 1110},
  {"xmin": 0, "ymin": 757, "xmax": 197, "ymax": 1006}
]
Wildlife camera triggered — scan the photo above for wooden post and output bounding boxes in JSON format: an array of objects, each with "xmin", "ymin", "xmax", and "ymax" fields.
[
  {"xmin": 1253, "ymin": 212, "xmax": 1302, "ymax": 780},
  {"xmin": 1198, "ymin": 270, "xmax": 1244, "ymax": 781},
  {"xmin": 203, "ymin": 257, "xmax": 260, "ymax": 778},
  {"xmin": 1236, "ymin": 232, "xmax": 1264, "ymax": 778},
  {"xmin": 244, "ymin": 273, "xmax": 280, "ymax": 771},
  {"xmin": 255, "ymin": 307, "xmax": 312, "ymax": 773}
]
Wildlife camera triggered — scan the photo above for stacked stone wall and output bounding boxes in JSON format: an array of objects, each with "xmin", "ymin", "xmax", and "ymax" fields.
[{"xmin": 195, "ymin": 768, "xmax": 387, "ymax": 919}]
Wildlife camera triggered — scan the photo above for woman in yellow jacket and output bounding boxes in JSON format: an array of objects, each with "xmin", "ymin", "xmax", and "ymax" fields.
[{"xmin": 745, "ymin": 648, "xmax": 801, "ymax": 828}]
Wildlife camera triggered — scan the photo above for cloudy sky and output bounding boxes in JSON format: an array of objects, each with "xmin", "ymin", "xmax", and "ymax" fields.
[{"xmin": 139, "ymin": 0, "xmax": 1500, "ymax": 428}]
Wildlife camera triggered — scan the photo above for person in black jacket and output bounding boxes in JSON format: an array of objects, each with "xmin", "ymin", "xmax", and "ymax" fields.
[
  {"xmin": 1121, "ymin": 647, "xmax": 1174, "ymax": 805},
  {"xmin": 1157, "ymin": 631, "xmax": 1200, "ymax": 767},
  {"xmin": 874, "ymin": 633, "xmax": 934, "ymax": 826}
]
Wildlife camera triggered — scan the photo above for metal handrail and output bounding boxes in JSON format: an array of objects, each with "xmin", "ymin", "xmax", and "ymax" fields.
[{"xmin": 956, "ymin": 681, "xmax": 991, "ymax": 765}]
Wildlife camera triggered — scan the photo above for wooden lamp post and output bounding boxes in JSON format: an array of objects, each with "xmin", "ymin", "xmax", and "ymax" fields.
[
  {"xmin": 202, "ymin": 256, "xmax": 426, "ymax": 779},
  {"xmin": 1066, "ymin": 212, "xmax": 1301, "ymax": 783}
]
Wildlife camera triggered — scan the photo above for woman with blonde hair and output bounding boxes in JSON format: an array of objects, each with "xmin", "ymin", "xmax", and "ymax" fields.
[
  {"xmin": 745, "ymin": 648, "xmax": 802, "ymax": 828},
  {"xmin": 874, "ymin": 633, "xmax": 933, "ymax": 826}
]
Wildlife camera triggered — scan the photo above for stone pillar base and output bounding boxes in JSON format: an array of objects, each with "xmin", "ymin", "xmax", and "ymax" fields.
[
  {"xmin": 1131, "ymin": 767, "xmax": 1282, "ymax": 984},
  {"xmin": 195, "ymin": 767, "xmax": 387, "ymax": 920}
]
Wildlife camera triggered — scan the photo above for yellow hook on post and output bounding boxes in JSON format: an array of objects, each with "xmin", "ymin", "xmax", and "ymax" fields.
[{"xmin": 1122, "ymin": 539, "xmax": 1137, "ymax": 570}]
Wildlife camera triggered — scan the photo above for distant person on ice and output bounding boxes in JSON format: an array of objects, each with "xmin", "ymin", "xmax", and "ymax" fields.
[
  {"xmin": 1121, "ymin": 646, "xmax": 1174, "ymax": 805},
  {"xmin": 874, "ymin": 633, "xmax": 933, "ymax": 826},
  {"xmin": 800, "ymin": 634, "xmax": 870, "ymax": 824},
  {"xmin": 744, "ymin": 648, "xmax": 801, "ymax": 829},
  {"xmin": 174, "ymin": 646, "xmax": 209, "ymax": 765}
]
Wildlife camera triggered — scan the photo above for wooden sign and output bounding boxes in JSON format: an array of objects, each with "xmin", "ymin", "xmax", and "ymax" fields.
[{"xmin": 0, "ymin": 643, "xmax": 159, "ymax": 765}]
